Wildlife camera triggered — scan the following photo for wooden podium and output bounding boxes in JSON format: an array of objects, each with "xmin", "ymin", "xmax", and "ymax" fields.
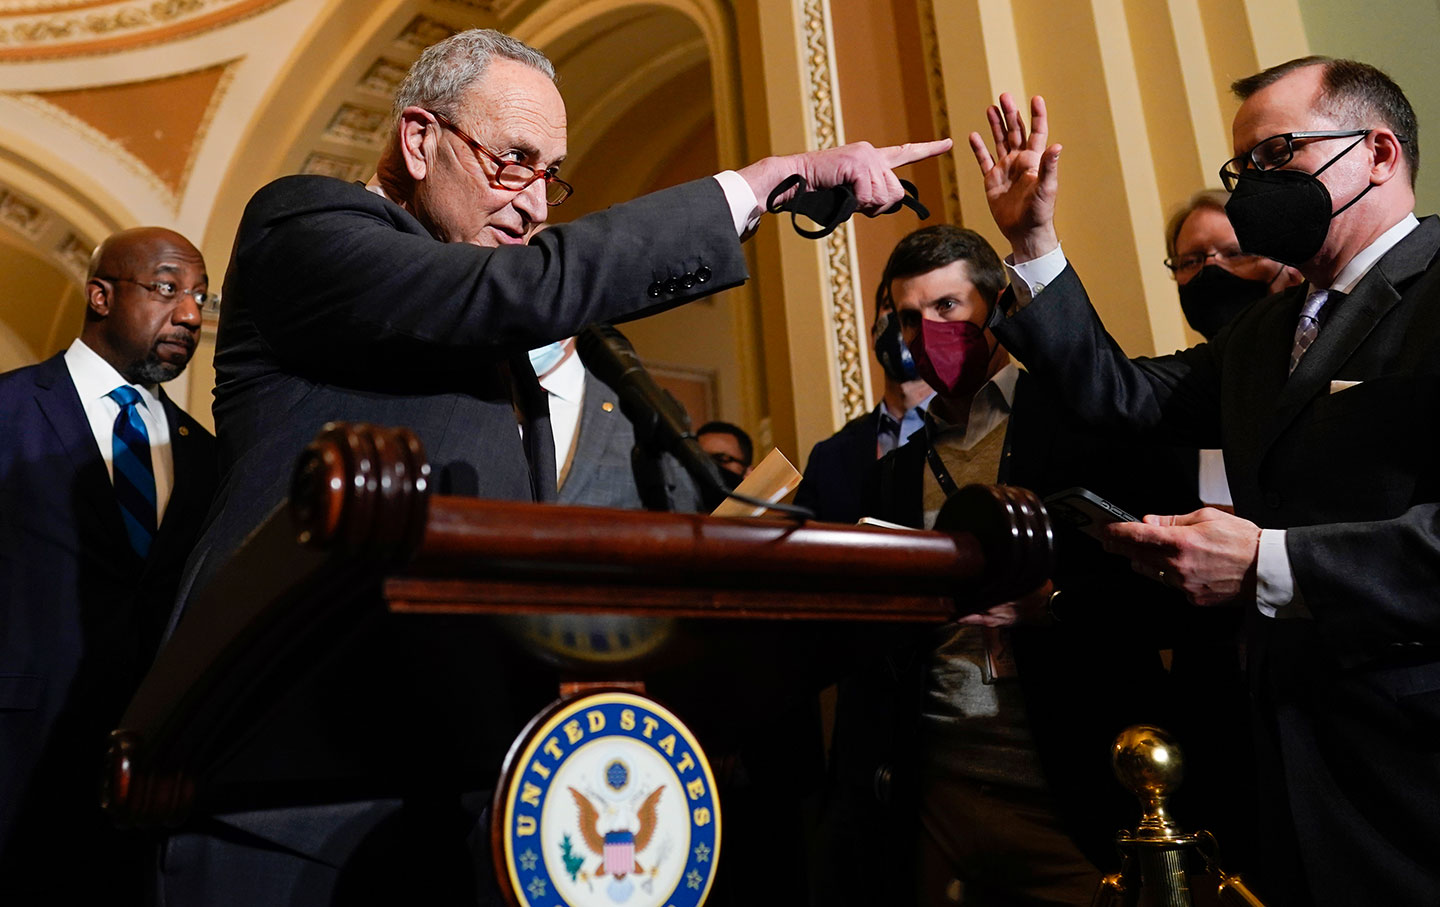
[{"xmin": 104, "ymin": 423, "xmax": 1054, "ymax": 881}]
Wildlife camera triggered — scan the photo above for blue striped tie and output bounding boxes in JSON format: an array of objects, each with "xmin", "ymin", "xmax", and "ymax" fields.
[{"xmin": 108, "ymin": 385, "xmax": 156, "ymax": 557}]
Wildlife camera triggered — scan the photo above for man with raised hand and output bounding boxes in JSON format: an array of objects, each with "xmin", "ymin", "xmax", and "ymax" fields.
[
  {"xmin": 969, "ymin": 58, "xmax": 1438, "ymax": 904},
  {"xmin": 162, "ymin": 27, "xmax": 949, "ymax": 906}
]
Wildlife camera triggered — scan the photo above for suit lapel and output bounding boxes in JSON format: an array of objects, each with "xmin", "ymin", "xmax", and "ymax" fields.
[
  {"xmin": 146, "ymin": 392, "xmax": 200, "ymax": 563},
  {"xmin": 31, "ymin": 353, "xmax": 129, "ymax": 541},
  {"xmin": 1257, "ymin": 217, "xmax": 1440, "ymax": 459},
  {"xmin": 558, "ymin": 372, "xmax": 612, "ymax": 501}
]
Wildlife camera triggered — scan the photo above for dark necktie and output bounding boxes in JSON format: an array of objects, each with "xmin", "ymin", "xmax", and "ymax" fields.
[
  {"xmin": 1289, "ymin": 288, "xmax": 1337, "ymax": 374},
  {"xmin": 108, "ymin": 385, "xmax": 156, "ymax": 557}
]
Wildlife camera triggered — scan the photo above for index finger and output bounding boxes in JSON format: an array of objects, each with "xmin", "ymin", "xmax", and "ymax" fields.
[
  {"xmin": 1104, "ymin": 520, "xmax": 1182, "ymax": 551},
  {"xmin": 1026, "ymin": 95, "xmax": 1050, "ymax": 153},
  {"xmin": 879, "ymin": 138, "xmax": 954, "ymax": 168}
]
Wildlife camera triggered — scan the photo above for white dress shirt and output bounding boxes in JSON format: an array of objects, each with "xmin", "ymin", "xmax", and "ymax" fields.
[
  {"xmin": 1002, "ymin": 213, "xmax": 1421, "ymax": 618},
  {"xmin": 63, "ymin": 337, "xmax": 175, "ymax": 524},
  {"xmin": 535, "ymin": 345, "xmax": 587, "ymax": 482}
]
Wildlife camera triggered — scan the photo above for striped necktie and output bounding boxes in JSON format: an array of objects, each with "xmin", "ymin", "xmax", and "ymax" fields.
[
  {"xmin": 1289, "ymin": 288, "xmax": 1336, "ymax": 375},
  {"xmin": 108, "ymin": 385, "xmax": 156, "ymax": 557}
]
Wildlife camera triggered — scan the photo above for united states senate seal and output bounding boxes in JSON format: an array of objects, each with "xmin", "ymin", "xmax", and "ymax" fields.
[{"xmin": 496, "ymin": 690, "xmax": 721, "ymax": 907}]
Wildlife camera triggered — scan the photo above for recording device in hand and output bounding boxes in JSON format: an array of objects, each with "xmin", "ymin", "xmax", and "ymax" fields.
[{"xmin": 1043, "ymin": 487, "xmax": 1138, "ymax": 541}]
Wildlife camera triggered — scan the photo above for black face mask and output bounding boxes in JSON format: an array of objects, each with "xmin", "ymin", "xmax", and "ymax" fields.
[
  {"xmin": 1178, "ymin": 264, "xmax": 1277, "ymax": 340},
  {"xmin": 715, "ymin": 465, "xmax": 744, "ymax": 492},
  {"xmin": 1225, "ymin": 134, "xmax": 1374, "ymax": 266},
  {"xmin": 872, "ymin": 311, "xmax": 919, "ymax": 383}
]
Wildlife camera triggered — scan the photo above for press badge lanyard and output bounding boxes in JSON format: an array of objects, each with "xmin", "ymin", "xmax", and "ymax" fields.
[{"xmin": 922, "ymin": 416, "xmax": 961, "ymax": 499}]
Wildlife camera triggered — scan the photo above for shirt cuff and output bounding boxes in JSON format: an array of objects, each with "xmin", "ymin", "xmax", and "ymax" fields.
[
  {"xmin": 713, "ymin": 170, "xmax": 762, "ymax": 238},
  {"xmin": 1255, "ymin": 529, "xmax": 1310, "ymax": 619},
  {"xmin": 1002, "ymin": 244, "xmax": 1067, "ymax": 312}
]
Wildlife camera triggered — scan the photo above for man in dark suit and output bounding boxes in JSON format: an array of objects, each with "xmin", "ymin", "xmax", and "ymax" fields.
[
  {"xmin": 794, "ymin": 301, "xmax": 933, "ymax": 525},
  {"xmin": 530, "ymin": 335, "xmax": 700, "ymax": 511},
  {"xmin": 819, "ymin": 225, "xmax": 1186, "ymax": 906},
  {"xmin": 176, "ymin": 28, "xmax": 945, "ymax": 607},
  {"xmin": 159, "ymin": 27, "xmax": 948, "ymax": 905},
  {"xmin": 970, "ymin": 57, "xmax": 1439, "ymax": 904},
  {"xmin": 0, "ymin": 227, "xmax": 217, "ymax": 903}
]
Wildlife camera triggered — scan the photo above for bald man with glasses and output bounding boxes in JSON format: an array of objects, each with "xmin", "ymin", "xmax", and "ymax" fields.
[{"xmin": 0, "ymin": 226, "xmax": 217, "ymax": 904}]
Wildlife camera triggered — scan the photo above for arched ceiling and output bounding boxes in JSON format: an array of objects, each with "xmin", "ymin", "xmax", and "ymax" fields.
[{"xmin": 0, "ymin": 0, "xmax": 724, "ymax": 371}]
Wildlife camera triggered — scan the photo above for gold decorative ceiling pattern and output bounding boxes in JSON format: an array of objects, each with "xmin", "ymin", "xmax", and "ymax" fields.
[
  {"xmin": 22, "ymin": 61, "xmax": 235, "ymax": 199},
  {"xmin": 0, "ymin": 0, "xmax": 289, "ymax": 60}
]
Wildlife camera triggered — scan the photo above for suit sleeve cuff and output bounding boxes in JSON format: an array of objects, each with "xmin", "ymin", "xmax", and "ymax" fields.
[
  {"xmin": 1002, "ymin": 244, "xmax": 1067, "ymax": 312},
  {"xmin": 1256, "ymin": 528, "xmax": 1311, "ymax": 619},
  {"xmin": 713, "ymin": 170, "xmax": 762, "ymax": 238}
]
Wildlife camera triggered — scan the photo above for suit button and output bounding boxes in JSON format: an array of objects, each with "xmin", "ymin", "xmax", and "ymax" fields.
[
  {"xmin": 647, "ymin": 281, "xmax": 662, "ymax": 298},
  {"xmin": 872, "ymin": 765, "xmax": 893, "ymax": 805},
  {"xmin": 1265, "ymin": 492, "xmax": 1282, "ymax": 509},
  {"xmin": 681, "ymin": 272, "xmax": 696, "ymax": 289},
  {"xmin": 664, "ymin": 277, "xmax": 681, "ymax": 294},
  {"xmin": 695, "ymin": 266, "xmax": 711, "ymax": 284}
]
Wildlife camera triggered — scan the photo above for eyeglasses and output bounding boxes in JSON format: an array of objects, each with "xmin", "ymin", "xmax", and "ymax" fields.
[
  {"xmin": 708, "ymin": 451, "xmax": 747, "ymax": 470},
  {"xmin": 427, "ymin": 109, "xmax": 573, "ymax": 206},
  {"xmin": 1218, "ymin": 129, "xmax": 1390, "ymax": 191},
  {"xmin": 97, "ymin": 275, "xmax": 214, "ymax": 307},
  {"xmin": 1163, "ymin": 247, "xmax": 1262, "ymax": 277}
]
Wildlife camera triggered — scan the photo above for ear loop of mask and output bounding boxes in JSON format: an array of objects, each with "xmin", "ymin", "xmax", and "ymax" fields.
[
  {"xmin": 766, "ymin": 175, "xmax": 930, "ymax": 239},
  {"xmin": 1311, "ymin": 132, "xmax": 1379, "ymax": 220}
]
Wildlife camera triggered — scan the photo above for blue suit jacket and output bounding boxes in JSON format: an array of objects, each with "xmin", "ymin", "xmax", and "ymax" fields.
[{"xmin": 0, "ymin": 352, "xmax": 215, "ymax": 897}]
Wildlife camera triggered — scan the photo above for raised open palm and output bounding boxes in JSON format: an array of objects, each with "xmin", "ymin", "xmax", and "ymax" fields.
[{"xmin": 968, "ymin": 93, "xmax": 1062, "ymax": 260}]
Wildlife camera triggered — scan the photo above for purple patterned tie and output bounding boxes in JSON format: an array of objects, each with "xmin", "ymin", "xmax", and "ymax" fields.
[{"xmin": 1289, "ymin": 288, "xmax": 1331, "ymax": 375}]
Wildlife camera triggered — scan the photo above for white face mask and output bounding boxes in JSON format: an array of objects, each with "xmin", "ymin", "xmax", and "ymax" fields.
[{"xmin": 528, "ymin": 340, "xmax": 568, "ymax": 376}]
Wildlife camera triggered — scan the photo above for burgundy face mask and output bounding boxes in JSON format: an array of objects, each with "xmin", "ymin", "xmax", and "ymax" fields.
[{"xmin": 910, "ymin": 318, "xmax": 991, "ymax": 399}]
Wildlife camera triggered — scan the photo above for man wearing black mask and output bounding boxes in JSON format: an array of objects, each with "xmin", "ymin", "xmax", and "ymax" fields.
[
  {"xmin": 818, "ymin": 225, "xmax": 1195, "ymax": 906},
  {"xmin": 970, "ymin": 57, "xmax": 1437, "ymax": 904},
  {"xmin": 1166, "ymin": 189, "xmax": 1302, "ymax": 341},
  {"xmin": 794, "ymin": 297, "xmax": 935, "ymax": 524}
]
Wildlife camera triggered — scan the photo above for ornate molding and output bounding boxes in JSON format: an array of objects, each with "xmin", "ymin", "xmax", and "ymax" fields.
[
  {"xmin": 13, "ymin": 59, "xmax": 238, "ymax": 210},
  {"xmin": 300, "ymin": 151, "xmax": 367, "ymax": 183},
  {"xmin": 0, "ymin": 181, "xmax": 98, "ymax": 283},
  {"xmin": 397, "ymin": 14, "xmax": 456, "ymax": 51},
  {"xmin": 798, "ymin": 0, "xmax": 868, "ymax": 422},
  {"xmin": 432, "ymin": 0, "xmax": 523, "ymax": 16},
  {"xmin": 0, "ymin": 0, "xmax": 288, "ymax": 61},
  {"xmin": 916, "ymin": 0, "xmax": 959, "ymax": 224}
]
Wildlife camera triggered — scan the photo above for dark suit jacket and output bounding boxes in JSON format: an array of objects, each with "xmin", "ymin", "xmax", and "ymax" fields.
[
  {"xmin": 158, "ymin": 175, "xmax": 747, "ymax": 903},
  {"xmin": 0, "ymin": 352, "xmax": 215, "ymax": 900},
  {"xmin": 793, "ymin": 409, "xmax": 878, "ymax": 524},
  {"xmin": 819, "ymin": 373, "xmax": 1197, "ymax": 900},
  {"xmin": 992, "ymin": 217, "xmax": 1440, "ymax": 905},
  {"xmin": 178, "ymin": 174, "xmax": 746, "ymax": 612},
  {"xmin": 557, "ymin": 370, "xmax": 701, "ymax": 512}
]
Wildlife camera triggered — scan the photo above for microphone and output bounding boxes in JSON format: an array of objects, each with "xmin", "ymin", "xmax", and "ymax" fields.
[{"xmin": 575, "ymin": 324, "xmax": 728, "ymax": 507}]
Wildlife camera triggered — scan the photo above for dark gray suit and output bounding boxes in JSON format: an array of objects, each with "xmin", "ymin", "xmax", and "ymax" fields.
[
  {"xmin": 556, "ymin": 370, "xmax": 701, "ymax": 511},
  {"xmin": 158, "ymin": 174, "xmax": 747, "ymax": 904},
  {"xmin": 992, "ymin": 217, "xmax": 1440, "ymax": 906}
]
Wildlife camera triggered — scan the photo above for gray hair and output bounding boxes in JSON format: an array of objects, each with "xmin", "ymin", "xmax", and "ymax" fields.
[
  {"xmin": 1164, "ymin": 188, "xmax": 1230, "ymax": 262},
  {"xmin": 391, "ymin": 28, "xmax": 555, "ymax": 122}
]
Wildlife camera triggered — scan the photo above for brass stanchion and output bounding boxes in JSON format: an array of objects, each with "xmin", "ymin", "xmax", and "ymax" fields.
[{"xmin": 1090, "ymin": 726, "xmax": 1267, "ymax": 907}]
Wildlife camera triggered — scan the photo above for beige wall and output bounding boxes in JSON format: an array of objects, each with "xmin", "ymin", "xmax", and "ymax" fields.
[{"xmin": 1297, "ymin": 0, "xmax": 1440, "ymax": 215}]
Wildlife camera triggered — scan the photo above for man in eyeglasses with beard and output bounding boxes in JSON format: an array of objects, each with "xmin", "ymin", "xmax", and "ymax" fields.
[
  {"xmin": 0, "ymin": 226, "xmax": 217, "ymax": 904},
  {"xmin": 971, "ymin": 56, "xmax": 1438, "ymax": 905}
]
